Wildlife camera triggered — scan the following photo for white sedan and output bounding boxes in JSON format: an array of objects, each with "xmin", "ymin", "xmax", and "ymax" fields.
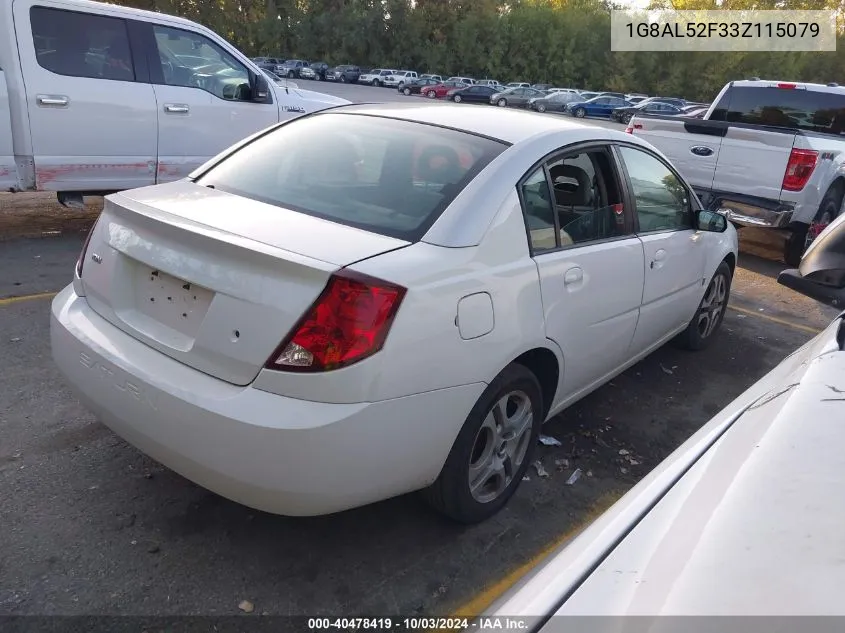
[{"xmin": 50, "ymin": 104, "xmax": 738, "ymax": 523}]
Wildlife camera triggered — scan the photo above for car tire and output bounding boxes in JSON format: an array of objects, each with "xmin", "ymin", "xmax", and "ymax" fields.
[
  {"xmin": 373, "ymin": 79, "xmax": 381, "ymax": 87},
  {"xmin": 804, "ymin": 183, "xmax": 844, "ymax": 255},
  {"xmin": 575, "ymin": 107, "xmax": 586, "ymax": 118},
  {"xmin": 422, "ymin": 363, "xmax": 542, "ymax": 524},
  {"xmin": 674, "ymin": 261, "xmax": 733, "ymax": 351},
  {"xmin": 403, "ymin": 87, "xmax": 411, "ymax": 95},
  {"xmin": 623, "ymin": 113, "xmax": 632, "ymax": 124},
  {"xmin": 287, "ymin": 71, "xmax": 295, "ymax": 78},
  {"xmin": 426, "ymin": 90, "xmax": 437, "ymax": 99},
  {"xmin": 314, "ymin": 74, "xmax": 321, "ymax": 81},
  {"xmin": 784, "ymin": 226, "xmax": 808, "ymax": 267},
  {"xmin": 537, "ymin": 104, "xmax": 546, "ymax": 113},
  {"xmin": 454, "ymin": 94, "xmax": 462, "ymax": 103},
  {"xmin": 340, "ymin": 75, "xmax": 346, "ymax": 83},
  {"xmin": 497, "ymin": 98, "xmax": 507, "ymax": 107}
]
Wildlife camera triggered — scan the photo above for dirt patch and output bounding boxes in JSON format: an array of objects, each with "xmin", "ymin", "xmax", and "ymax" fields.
[{"xmin": 0, "ymin": 192, "xmax": 102, "ymax": 241}]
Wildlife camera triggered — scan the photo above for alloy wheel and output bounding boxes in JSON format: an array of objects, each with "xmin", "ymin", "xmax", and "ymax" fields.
[
  {"xmin": 696, "ymin": 271, "xmax": 728, "ymax": 339},
  {"xmin": 467, "ymin": 391, "xmax": 533, "ymax": 504}
]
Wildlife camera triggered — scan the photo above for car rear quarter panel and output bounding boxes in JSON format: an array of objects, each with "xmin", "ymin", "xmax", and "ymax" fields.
[{"xmin": 251, "ymin": 192, "xmax": 553, "ymax": 405}]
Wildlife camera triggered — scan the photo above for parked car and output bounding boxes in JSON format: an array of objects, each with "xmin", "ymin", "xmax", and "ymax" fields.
[
  {"xmin": 300, "ymin": 61, "xmax": 329, "ymax": 81},
  {"xmin": 529, "ymin": 91, "xmax": 582, "ymax": 113},
  {"xmin": 383, "ymin": 70, "xmax": 418, "ymax": 88},
  {"xmin": 490, "ymin": 87, "xmax": 548, "ymax": 108},
  {"xmin": 476, "ymin": 79, "xmax": 502, "ymax": 88},
  {"xmin": 252, "ymin": 57, "xmax": 283, "ymax": 72},
  {"xmin": 578, "ymin": 91, "xmax": 600, "ymax": 100},
  {"xmin": 398, "ymin": 77, "xmax": 440, "ymax": 96},
  {"xmin": 564, "ymin": 96, "xmax": 632, "ymax": 118},
  {"xmin": 611, "ymin": 99, "xmax": 684, "ymax": 124},
  {"xmin": 52, "ymin": 103, "xmax": 737, "ymax": 523},
  {"xmin": 446, "ymin": 76, "xmax": 475, "ymax": 86},
  {"xmin": 484, "ymin": 215, "xmax": 844, "ymax": 622},
  {"xmin": 532, "ymin": 83, "xmax": 553, "ymax": 91},
  {"xmin": 420, "ymin": 74, "xmax": 442, "ymax": 82},
  {"xmin": 422, "ymin": 80, "xmax": 465, "ymax": 99},
  {"xmin": 0, "ymin": 0, "xmax": 347, "ymax": 205},
  {"xmin": 628, "ymin": 79, "xmax": 845, "ymax": 265},
  {"xmin": 447, "ymin": 85, "xmax": 498, "ymax": 104},
  {"xmin": 278, "ymin": 59, "xmax": 308, "ymax": 78},
  {"xmin": 358, "ymin": 68, "xmax": 397, "ymax": 86},
  {"xmin": 325, "ymin": 65, "xmax": 361, "ymax": 83},
  {"xmin": 506, "ymin": 82, "xmax": 531, "ymax": 88}
]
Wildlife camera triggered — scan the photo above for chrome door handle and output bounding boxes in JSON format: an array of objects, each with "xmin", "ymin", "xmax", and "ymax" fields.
[
  {"xmin": 164, "ymin": 104, "xmax": 189, "ymax": 114},
  {"xmin": 564, "ymin": 267, "xmax": 584, "ymax": 285},
  {"xmin": 36, "ymin": 95, "xmax": 69, "ymax": 107}
]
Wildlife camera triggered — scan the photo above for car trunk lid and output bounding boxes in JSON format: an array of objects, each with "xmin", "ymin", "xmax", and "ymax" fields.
[{"xmin": 79, "ymin": 181, "xmax": 409, "ymax": 386}]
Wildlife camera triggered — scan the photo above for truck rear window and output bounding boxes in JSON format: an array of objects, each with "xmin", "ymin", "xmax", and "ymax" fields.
[
  {"xmin": 195, "ymin": 113, "xmax": 508, "ymax": 241},
  {"xmin": 711, "ymin": 85, "xmax": 845, "ymax": 136}
]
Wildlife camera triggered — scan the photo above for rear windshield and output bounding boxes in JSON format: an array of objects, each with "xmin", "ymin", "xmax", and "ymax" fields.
[
  {"xmin": 711, "ymin": 85, "xmax": 845, "ymax": 135},
  {"xmin": 195, "ymin": 113, "xmax": 508, "ymax": 241}
]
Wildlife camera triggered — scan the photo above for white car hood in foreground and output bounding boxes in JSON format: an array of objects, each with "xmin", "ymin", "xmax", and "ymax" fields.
[
  {"xmin": 485, "ymin": 312, "xmax": 845, "ymax": 624},
  {"xmin": 270, "ymin": 83, "xmax": 350, "ymax": 112}
]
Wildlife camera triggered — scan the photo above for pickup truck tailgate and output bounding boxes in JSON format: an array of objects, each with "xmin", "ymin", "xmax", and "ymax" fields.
[
  {"xmin": 629, "ymin": 117, "xmax": 723, "ymax": 191},
  {"xmin": 712, "ymin": 125, "xmax": 796, "ymax": 201}
]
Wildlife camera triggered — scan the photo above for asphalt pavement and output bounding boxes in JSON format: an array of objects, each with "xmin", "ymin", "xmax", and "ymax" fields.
[{"xmin": 0, "ymin": 81, "xmax": 840, "ymax": 618}]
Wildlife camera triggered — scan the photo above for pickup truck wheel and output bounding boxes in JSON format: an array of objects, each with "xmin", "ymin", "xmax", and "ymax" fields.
[
  {"xmin": 373, "ymin": 79, "xmax": 381, "ymax": 87},
  {"xmin": 421, "ymin": 363, "xmax": 542, "ymax": 524},
  {"xmin": 403, "ymin": 87, "xmax": 411, "ymax": 95},
  {"xmin": 784, "ymin": 227, "xmax": 808, "ymax": 267},
  {"xmin": 674, "ymin": 261, "xmax": 732, "ymax": 351},
  {"xmin": 805, "ymin": 185, "xmax": 844, "ymax": 253}
]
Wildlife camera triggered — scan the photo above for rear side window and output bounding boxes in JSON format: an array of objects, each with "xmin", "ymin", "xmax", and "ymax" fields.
[
  {"xmin": 196, "ymin": 113, "xmax": 508, "ymax": 241},
  {"xmin": 711, "ymin": 85, "xmax": 845, "ymax": 136},
  {"xmin": 30, "ymin": 7, "xmax": 134, "ymax": 82}
]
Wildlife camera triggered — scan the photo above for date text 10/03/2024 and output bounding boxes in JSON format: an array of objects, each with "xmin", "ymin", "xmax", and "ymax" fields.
[
  {"xmin": 625, "ymin": 21, "xmax": 821, "ymax": 38},
  {"xmin": 306, "ymin": 617, "xmax": 528, "ymax": 630}
]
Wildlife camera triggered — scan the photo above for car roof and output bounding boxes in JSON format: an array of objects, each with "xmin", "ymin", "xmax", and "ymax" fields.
[{"xmin": 326, "ymin": 102, "xmax": 626, "ymax": 145}]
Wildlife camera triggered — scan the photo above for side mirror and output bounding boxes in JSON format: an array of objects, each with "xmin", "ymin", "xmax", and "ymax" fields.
[
  {"xmin": 777, "ymin": 212, "xmax": 845, "ymax": 308},
  {"xmin": 695, "ymin": 209, "xmax": 728, "ymax": 233},
  {"xmin": 251, "ymin": 74, "xmax": 270, "ymax": 101}
]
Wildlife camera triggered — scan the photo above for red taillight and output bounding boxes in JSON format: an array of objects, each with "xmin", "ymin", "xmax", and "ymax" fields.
[
  {"xmin": 265, "ymin": 270, "xmax": 406, "ymax": 373},
  {"xmin": 75, "ymin": 219, "xmax": 99, "ymax": 278},
  {"xmin": 625, "ymin": 123, "xmax": 641, "ymax": 134},
  {"xmin": 777, "ymin": 82, "xmax": 797, "ymax": 89},
  {"xmin": 782, "ymin": 148, "xmax": 818, "ymax": 192}
]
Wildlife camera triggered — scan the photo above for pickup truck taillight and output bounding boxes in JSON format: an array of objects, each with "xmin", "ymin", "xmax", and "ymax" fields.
[
  {"xmin": 625, "ymin": 123, "xmax": 642, "ymax": 134},
  {"xmin": 782, "ymin": 148, "xmax": 818, "ymax": 192}
]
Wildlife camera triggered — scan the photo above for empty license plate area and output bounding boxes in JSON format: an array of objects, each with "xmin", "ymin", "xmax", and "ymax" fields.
[{"xmin": 134, "ymin": 266, "xmax": 214, "ymax": 338}]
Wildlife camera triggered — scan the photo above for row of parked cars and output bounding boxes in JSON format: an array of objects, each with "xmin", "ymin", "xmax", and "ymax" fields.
[{"xmin": 396, "ymin": 78, "xmax": 710, "ymax": 121}]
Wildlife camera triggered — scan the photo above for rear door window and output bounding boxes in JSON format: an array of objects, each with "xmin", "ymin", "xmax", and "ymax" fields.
[
  {"xmin": 30, "ymin": 6, "xmax": 135, "ymax": 82},
  {"xmin": 711, "ymin": 85, "xmax": 845, "ymax": 135},
  {"xmin": 195, "ymin": 113, "xmax": 508, "ymax": 241}
]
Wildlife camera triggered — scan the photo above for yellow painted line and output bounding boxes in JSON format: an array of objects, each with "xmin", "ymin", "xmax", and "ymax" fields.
[
  {"xmin": 449, "ymin": 491, "xmax": 623, "ymax": 619},
  {"xmin": 728, "ymin": 304, "xmax": 822, "ymax": 335},
  {"xmin": 0, "ymin": 291, "xmax": 57, "ymax": 307}
]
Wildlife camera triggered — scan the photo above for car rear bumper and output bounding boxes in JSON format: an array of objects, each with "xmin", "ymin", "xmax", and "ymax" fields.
[{"xmin": 50, "ymin": 286, "xmax": 485, "ymax": 516}]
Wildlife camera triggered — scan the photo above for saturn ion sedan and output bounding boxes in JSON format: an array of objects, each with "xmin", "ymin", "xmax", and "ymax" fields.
[{"xmin": 51, "ymin": 103, "xmax": 738, "ymax": 523}]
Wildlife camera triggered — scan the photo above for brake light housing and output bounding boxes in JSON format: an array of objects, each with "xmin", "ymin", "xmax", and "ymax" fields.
[
  {"xmin": 75, "ymin": 219, "xmax": 99, "ymax": 278},
  {"xmin": 782, "ymin": 148, "xmax": 818, "ymax": 192},
  {"xmin": 265, "ymin": 270, "xmax": 406, "ymax": 373}
]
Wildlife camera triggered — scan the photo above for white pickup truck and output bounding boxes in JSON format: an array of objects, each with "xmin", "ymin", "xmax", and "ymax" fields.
[
  {"xmin": 628, "ymin": 79, "xmax": 845, "ymax": 265},
  {"xmin": 0, "ymin": 0, "xmax": 348, "ymax": 207}
]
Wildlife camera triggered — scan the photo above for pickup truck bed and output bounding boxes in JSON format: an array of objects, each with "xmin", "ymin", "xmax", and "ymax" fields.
[{"xmin": 628, "ymin": 80, "xmax": 845, "ymax": 266}]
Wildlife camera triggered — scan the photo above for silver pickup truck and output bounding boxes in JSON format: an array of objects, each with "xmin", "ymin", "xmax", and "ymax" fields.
[{"xmin": 628, "ymin": 79, "xmax": 845, "ymax": 266}]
